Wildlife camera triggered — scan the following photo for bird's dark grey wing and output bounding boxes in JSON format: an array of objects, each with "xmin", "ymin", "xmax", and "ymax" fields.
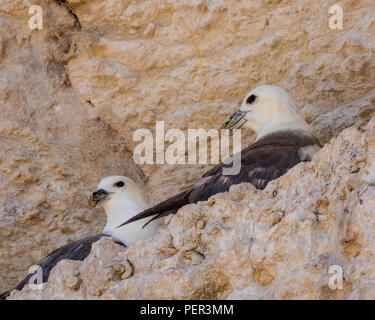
[
  {"xmin": 136, "ymin": 177, "xmax": 214, "ymax": 228},
  {"xmin": 0, "ymin": 234, "xmax": 110, "ymax": 300},
  {"xmin": 118, "ymin": 130, "xmax": 321, "ymax": 229},
  {"xmin": 189, "ymin": 144, "xmax": 302, "ymax": 202},
  {"xmin": 120, "ymin": 189, "xmax": 192, "ymax": 227},
  {"xmin": 201, "ymin": 161, "xmax": 226, "ymax": 178},
  {"xmin": 119, "ymin": 148, "xmax": 303, "ymax": 228},
  {"xmin": 201, "ymin": 130, "xmax": 321, "ymax": 178}
]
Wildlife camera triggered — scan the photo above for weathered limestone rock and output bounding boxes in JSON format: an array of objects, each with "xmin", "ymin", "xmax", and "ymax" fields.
[
  {"xmin": 8, "ymin": 119, "xmax": 375, "ymax": 299},
  {"xmin": 0, "ymin": 0, "xmax": 146, "ymax": 293},
  {"xmin": 1, "ymin": 0, "xmax": 375, "ymax": 298},
  {"xmin": 65, "ymin": 0, "xmax": 375, "ymax": 199}
]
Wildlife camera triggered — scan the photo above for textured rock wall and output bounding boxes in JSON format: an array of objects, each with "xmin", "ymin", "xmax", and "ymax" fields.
[
  {"xmin": 1, "ymin": 0, "xmax": 375, "ymax": 297},
  {"xmin": 9, "ymin": 119, "xmax": 375, "ymax": 300},
  {"xmin": 65, "ymin": 0, "xmax": 375, "ymax": 201},
  {"xmin": 0, "ymin": 0, "xmax": 146, "ymax": 293}
]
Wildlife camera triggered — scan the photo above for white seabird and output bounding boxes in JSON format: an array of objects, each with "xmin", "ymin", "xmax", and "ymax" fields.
[
  {"xmin": 117, "ymin": 85, "xmax": 322, "ymax": 228},
  {"xmin": 1, "ymin": 175, "xmax": 158, "ymax": 300}
]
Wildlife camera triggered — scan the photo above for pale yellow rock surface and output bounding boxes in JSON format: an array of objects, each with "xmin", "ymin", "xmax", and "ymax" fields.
[
  {"xmin": 8, "ymin": 119, "xmax": 375, "ymax": 300},
  {"xmin": 1, "ymin": 0, "xmax": 375, "ymax": 298},
  {"xmin": 0, "ymin": 0, "xmax": 146, "ymax": 293}
]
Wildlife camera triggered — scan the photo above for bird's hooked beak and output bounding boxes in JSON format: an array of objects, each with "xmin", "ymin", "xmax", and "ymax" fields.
[
  {"xmin": 88, "ymin": 189, "xmax": 109, "ymax": 208},
  {"xmin": 222, "ymin": 110, "xmax": 247, "ymax": 134}
]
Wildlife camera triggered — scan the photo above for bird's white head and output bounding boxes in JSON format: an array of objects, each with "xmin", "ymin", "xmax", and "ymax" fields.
[
  {"xmin": 88, "ymin": 175, "xmax": 159, "ymax": 246},
  {"xmin": 223, "ymin": 85, "xmax": 314, "ymax": 140},
  {"xmin": 89, "ymin": 175, "xmax": 147, "ymax": 214}
]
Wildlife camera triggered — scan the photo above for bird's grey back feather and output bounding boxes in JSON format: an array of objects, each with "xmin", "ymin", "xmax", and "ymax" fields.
[{"xmin": 119, "ymin": 130, "xmax": 321, "ymax": 227}]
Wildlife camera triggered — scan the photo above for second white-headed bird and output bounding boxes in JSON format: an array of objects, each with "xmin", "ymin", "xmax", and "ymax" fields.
[
  {"xmin": 117, "ymin": 85, "xmax": 322, "ymax": 228},
  {"xmin": 1, "ymin": 175, "xmax": 157, "ymax": 300}
]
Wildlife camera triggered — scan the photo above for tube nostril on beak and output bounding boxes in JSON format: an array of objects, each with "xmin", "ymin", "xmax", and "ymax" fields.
[
  {"xmin": 92, "ymin": 191, "xmax": 101, "ymax": 198},
  {"xmin": 89, "ymin": 189, "xmax": 109, "ymax": 208},
  {"xmin": 88, "ymin": 189, "xmax": 108, "ymax": 208},
  {"xmin": 222, "ymin": 110, "xmax": 247, "ymax": 130},
  {"xmin": 92, "ymin": 189, "xmax": 108, "ymax": 199}
]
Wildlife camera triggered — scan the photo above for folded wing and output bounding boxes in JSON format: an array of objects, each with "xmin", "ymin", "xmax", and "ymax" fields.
[
  {"xmin": 0, "ymin": 234, "xmax": 110, "ymax": 300},
  {"xmin": 118, "ymin": 130, "xmax": 321, "ymax": 229}
]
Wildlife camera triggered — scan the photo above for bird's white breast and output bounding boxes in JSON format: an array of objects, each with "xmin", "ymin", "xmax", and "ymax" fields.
[{"xmin": 103, "ymin": 198, "xmax": 159, "ymax": 246}]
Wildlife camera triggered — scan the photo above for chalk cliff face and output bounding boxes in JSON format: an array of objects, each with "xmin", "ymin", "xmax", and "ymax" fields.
[{"xmin": 1, "ymin": 0, "xmax": 375, "ymax": 298}]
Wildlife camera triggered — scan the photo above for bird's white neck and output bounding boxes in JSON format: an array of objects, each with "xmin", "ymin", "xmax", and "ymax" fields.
[
  {"xmin": 255, "ymin": 114, "xmax": 315, "ymax": 141},
  {"xmin": 102, "ymin": 194, "xmax": 148, "ymax": 234},
  {"xmin": 100, "ymin": 193, "xmax": 159, "ymax": 246}
]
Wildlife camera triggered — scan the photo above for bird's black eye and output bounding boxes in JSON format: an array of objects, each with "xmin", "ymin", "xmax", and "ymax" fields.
[
  {"xmin": 246, "ymin": 95, "xmax": 256, "ymax": 104},
  {"xmin": 114, "ymin": 181, "xmax": 125, "ymax": 187}
]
